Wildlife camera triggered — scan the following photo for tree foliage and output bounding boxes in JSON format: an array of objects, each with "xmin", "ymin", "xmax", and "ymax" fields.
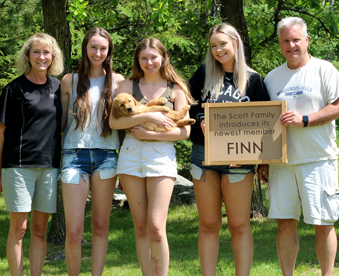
[
  {"xmin": 244, "ymin": 0, "xmax": 339, "ymax": 76},
  {"xmin": 1, "ymin": 0, "xmax": 338, "ymax": 88},
  {"xmin": 0, "ymin": 0, "xmax": 43, "ymax": 87}
]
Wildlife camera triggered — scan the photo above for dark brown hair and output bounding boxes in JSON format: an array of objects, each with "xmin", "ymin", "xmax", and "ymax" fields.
[{"xmin": 73, "ymin": 27, "xmax": 114, "ymax": 137}]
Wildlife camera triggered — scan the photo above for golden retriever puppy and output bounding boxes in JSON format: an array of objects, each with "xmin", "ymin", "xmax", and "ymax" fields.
[{"xmin": 112, "ymin": 92, "xmax": 195, "ymax": 132}]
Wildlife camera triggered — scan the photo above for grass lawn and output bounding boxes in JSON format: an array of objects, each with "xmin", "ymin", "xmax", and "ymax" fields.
[
  {"xmin": 0, "ymin": 184, "xmax": 339, "ymax": 275},
  {"xmin": 1, "ymin": 128, "xmax": 339, "ymax": 275}
]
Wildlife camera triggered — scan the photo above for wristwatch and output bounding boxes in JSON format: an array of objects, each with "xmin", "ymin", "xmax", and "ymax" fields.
[{"xmin": 302, "ymin": 115, "xmax": 309, "ymax": 127}]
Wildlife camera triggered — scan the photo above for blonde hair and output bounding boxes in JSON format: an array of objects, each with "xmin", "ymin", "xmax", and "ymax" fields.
[
  {"xmin": 203, "ymin": 23, "xmax": 253, "ymax": 99},
  {"xmin": 16, "ymin": 33, "xmax": 64, "ymax": 76},
  {"xmin": 130, "ymin": 38, "xmax": 195, "ymax": 105}
]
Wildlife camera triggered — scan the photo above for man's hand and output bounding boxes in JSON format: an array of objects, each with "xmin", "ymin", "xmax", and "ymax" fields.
[
  {"xmin": 200, "ymin": 119, "xmax": 205, "ymax": 135},
  {"xmin": 257, "ymin": 164, "xmax": 269, "ymax": 182},
  {"xmin": 280, "ymin": 111, "xmax": 303, "ymax": 127}
]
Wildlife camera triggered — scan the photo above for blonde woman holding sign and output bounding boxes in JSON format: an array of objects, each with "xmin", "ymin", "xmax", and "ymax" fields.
[{"xmin": 189, "ymin": 23, "xmax": 269, "ymax": 276}]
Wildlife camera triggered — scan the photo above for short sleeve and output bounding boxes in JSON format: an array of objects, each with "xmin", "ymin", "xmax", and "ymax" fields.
[
  {"xmin": 246, "ymin": 71, "xmax": 270, "ymax": 102},
  {"xmin": 320, "ymin": 61, "xmax": 339, "ymax": 105},
  {"xmin": 189, "ymin": 65, "xmax": 206, "ymax": 127},
  {"xmin": 0, "ymin": 84, "xmax": 13, "ymax": 125}
]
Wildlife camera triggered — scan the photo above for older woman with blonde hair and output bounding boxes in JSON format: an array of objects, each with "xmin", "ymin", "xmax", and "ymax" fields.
[
  {"xmin": 0, "ymin": 33, "xmax": 63, "ymax": 276},
  {"xmin": 189, "ymin": 23, "xmax": 270, "ymax": 276}
]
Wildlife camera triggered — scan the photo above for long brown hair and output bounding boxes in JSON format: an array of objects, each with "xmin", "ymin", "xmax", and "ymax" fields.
[
  {"xmin": 130, "ymin": 38, "xmax": 195, "ymax": 105},
  {"xmin": 73, "ymin": 27, "xmax": 114, "ymax": 137}
]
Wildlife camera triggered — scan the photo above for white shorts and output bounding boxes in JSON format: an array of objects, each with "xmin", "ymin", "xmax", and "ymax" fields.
[
  {"xmin": 117, "ymin": 134, "xmax": 177, "ymax": 178},
  {"xmin": 2, "ymin": 168, "xmax": 58, "ymax": 213},
  {"xmin": 267, "ymin": 160, "xmax": 339, "ymax": 225}
]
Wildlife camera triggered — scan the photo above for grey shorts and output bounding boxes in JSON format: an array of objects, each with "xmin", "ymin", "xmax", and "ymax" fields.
[{"xmin": 2, "ymin": 167, "xmax": 58, "ymax": 213}]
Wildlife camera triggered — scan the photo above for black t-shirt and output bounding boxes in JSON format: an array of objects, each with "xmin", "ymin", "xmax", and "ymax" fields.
[
  {"xmin": 0, "ymin": 74, "xmax": 62, "ymax": 168},
  {"xmin": 189, "ymin": 64, "xmax": 270, "ymax": 145}
]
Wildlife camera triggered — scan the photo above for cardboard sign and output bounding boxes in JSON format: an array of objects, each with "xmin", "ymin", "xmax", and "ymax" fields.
[{"xmin": 202, "ymin": 101, "xmax": 287, "ymax": 165}]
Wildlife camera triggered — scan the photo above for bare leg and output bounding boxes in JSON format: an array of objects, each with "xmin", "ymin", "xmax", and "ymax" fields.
[
  {"xmin": 62, "ymin": 175, "xmax": 90, "ymax": 276},
  {"xmin": 146, "ymin": 176, "xmax": 174, "ymax": 276},
  {"xmin": 314, "ymin": 225, "xmax": 337, "ymax": 276},
  {"xmin": 90, "ymin": 172, "xmax": 116, "ymax": 276},
  {"xmin": 276, "ymin": 219, "xmax": 299, "ymax": 276},
  {"xmin": 221, "ymin": 173, "xmax": 254, "ymax": 276},
  {"xmin": 120, "ymin": 174, "xmax": 152, "ymax": 276},
  {"xmin": 6, "ymin": 212, "xmax": 28, "ymax": 276},
  {"xmin": 193, "ymin": 171, "xmax": 222, "ymax": 276},
  {"xmin": 29, "ymin": 210, "xmax": 50, "ymax": 276}
]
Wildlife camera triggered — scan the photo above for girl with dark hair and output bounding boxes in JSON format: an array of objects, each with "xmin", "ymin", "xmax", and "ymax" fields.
[
  {"xmin": 110, "ymin": 37, "xmax": 194, "ymax": 276},
  {"xmin": 189, "ymin": 23, "xmax": 269, "ymax": 276},
  {"xmin": 60, "ymin": 27, "xmax": 124, "ymax": 276}
]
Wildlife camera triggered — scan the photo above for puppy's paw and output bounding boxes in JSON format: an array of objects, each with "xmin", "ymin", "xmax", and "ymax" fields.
[
  {"xmin": 157, "ymin": 97, "xmax": 168, "ymax": 105},
  {"xmin": 182, "ymin": 105, "xmax": 191, "ymax": 112},
  {"xmin": 188, "ymin": 119, "xmax": 196, "ymax": 125}
]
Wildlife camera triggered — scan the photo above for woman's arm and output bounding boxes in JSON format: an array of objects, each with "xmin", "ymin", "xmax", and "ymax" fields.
[
  {"xmin": 60, "ymin": 73, "xmax": 72, "ymax": 132},
  {"xmin": 115, "ymin": 73, "xmax": 125, "ymax": 87},
  {"xmin": 109, "ymin": 79, "xmax": 175, "ymax": 130},
  {"xmin": 188, "ymin": 65, "xmax": 205, "ymax": 129},
  {"xmin": 0, "ymin": 122, "xmax": 6, "ymax": 193},
  {"xmin": 130, "ymin": 86, "xmax": 191, "ymax": 141}
]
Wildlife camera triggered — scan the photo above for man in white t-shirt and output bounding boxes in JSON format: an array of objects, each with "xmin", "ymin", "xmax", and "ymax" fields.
[{"xmin": 258, "ymin": 17, "xmax": 339, "ymax": 276}]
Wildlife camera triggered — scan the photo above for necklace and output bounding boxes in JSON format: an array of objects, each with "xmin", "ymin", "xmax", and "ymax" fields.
[{"xmin": 224, "ymin": 72, "xmax": 233, "ymax": 81}]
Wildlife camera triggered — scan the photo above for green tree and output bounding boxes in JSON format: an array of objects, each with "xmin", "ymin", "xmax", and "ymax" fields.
[
  {"xmin": 0, "ymin": 0, "xmax": 43, "ymax": 89},
  {"xmin": 41, "ymin": 0, "xmax": 71, "ymax": 245}
]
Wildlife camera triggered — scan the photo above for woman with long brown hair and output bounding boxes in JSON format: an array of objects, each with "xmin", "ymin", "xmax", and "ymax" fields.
[{"xmin": 60, "ymin": 27, "xmax": 124, "ymax": 276}]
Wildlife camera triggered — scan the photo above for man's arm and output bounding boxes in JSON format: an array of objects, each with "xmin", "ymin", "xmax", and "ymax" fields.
[{"xmin": 280, "ymin": 98, "xmax": 339, "ymax": 127}]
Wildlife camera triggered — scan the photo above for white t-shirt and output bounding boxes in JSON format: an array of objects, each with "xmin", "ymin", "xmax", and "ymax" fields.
[{"xmin": 265, "ymin": 56, "xmax": 339, "ymax": 164}]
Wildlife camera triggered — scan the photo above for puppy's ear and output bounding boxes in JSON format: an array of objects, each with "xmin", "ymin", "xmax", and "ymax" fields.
[
  {"xmin": 112, "ymin": 100, "xmax": 121, "ymax": 118},
  {"xmin": 133, "ymin": 97, "xmax": 140, "ymax": 106}
]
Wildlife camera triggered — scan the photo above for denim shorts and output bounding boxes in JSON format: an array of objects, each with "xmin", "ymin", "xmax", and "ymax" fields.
[
  {"xmin": 2, "ymin": 167, "xmax": 58, "ymax": 213},
  {"xmin": 190, "ymin": 143, "xmax": 255, "ymax": 183},
  {"xmin": 60, "ymin": 148, "xmax": 118, "ymax": 184}
]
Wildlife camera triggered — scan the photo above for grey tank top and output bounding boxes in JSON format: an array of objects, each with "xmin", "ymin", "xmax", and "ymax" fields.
[{"xmin": 132, "ymin": 79, "xmax": 174, "ymax": 110}]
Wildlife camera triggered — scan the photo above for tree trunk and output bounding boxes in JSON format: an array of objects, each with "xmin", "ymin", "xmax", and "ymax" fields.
[
  {"xmin": 218, "ymin": 0, "xmax": 267, "ymax": 216},
  {"xmin": 219, "ymin": 0, "xmax": 252, "ymax": 67},
  {"xmin": 251, "ymin": 166, "xmax": 267, "ymax": 217},
  {"xmin": 41, "ymin": 0, "xmax": 71, "ymax": 245},
  {"xmin": 42, "ymin": 0, "xmax": 72, "ymax": 75},
  {"xmin": 47, "ymin": 179, "xmax": 66, "ymax": 245}
]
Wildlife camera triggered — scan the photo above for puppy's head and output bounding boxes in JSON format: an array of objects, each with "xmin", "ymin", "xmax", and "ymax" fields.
[{"xmin": 112, "ymin": 93, "xmax": 139, "ymax": 118}]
